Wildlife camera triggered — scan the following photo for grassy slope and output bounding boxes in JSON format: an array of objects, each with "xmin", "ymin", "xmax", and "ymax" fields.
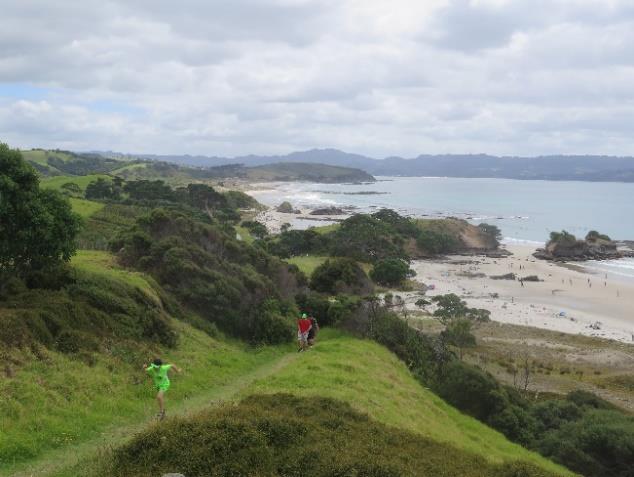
[
  {"xmin": 244, "ymin": 330, "xmax": 572, "ymax": 475},
  {"xmin": 1, "ymin": 251, "xmax": 291, "ymax": 476},
  {"xmin": 68, "ymin": 198, "xmax": 105, "ymax": 218},
  {"xmin": 287, "ymin": 255, "xmax": 372, "ymax": 276},
  {"xmin": 40, "ymin": 175, "xmax": 108, "ymax": 218},
  {"xmin": 40, "ymin": 174, "xmax": 111, "ymax": 192},
  {"xmin": 1, "ymin": 253, "xmax": 573, "ymax": 477}
]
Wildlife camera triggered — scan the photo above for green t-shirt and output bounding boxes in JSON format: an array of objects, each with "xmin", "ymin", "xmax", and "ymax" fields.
[{"xmin": 146, "ymin": 364, "xmax": 172, "ymax": 389}]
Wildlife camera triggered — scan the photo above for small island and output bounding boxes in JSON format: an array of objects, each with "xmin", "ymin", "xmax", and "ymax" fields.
[{"xmin": 534, "ymin": 230, "xmax": 627, "ymax": 261}]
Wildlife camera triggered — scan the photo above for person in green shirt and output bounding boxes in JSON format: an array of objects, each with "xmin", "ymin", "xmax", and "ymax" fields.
[{"xmin": 143, "ymin": 358, "xmax": 182, "ymax": 420}]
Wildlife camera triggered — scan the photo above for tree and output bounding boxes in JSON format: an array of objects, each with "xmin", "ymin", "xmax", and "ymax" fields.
[
  {"xmin": 310, "ymin": 258, "xmax": 373, "ymax": 295},
  {"xmin": 241, "ymin": 220, "xmax": 269, "ymax": 239},
  {"xmin": 0, "ymin": 143, "xmax": 81, "ymax": 278},
  {"xmin": 477, "ymin": 223, "xmax": 502, "ymax": 246},
  {"xmin": 85, "ymin": 178, "xmax": 119, "ymax": 200},
  {"xmin": 370, "ymin": 258, "xmax": 412, "ymax": 286},
  {"xmin": 441, "ymin": 318, "xmax": 476, "ymax": 359},
  {"xmin": 432, "ymin": 293, "xmax": 490, "ymax": 324}
]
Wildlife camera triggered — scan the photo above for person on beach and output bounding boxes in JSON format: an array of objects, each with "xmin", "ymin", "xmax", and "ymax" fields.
[
  {"xmin": 144, "ymin": 358, "xmax": 182, "ymax": 420},
  {"xmin": 297, "ymin": 313, "xmax": 312, "ymax": 352},
  {"xmin": 307, "ymin": 314, "xmax": 320, "ymax": 347}
]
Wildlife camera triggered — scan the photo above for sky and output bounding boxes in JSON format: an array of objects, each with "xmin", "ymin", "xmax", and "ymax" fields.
[{"xmin": 2, "ymin": 0, "xmax": 634, "ymax": 158}]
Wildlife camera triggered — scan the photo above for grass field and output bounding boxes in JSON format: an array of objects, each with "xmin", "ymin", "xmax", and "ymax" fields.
[
  {"xmin": 287, "ymin": 254, "xmax": 372, "ymax": 276},
  {"xmin": 21, "ymin": 150, "xmax": 75, "ymax": 165},
  {"xmin": 286, "ymin": 255, "xmax": 329, "ymax": 275},
  {"xmin": 68, "ymin": 198, "xmax": 105, "ymax": 218},
  {"xmin": 41, "ymin": 174, "xmax": 111, "ymax": 192}
]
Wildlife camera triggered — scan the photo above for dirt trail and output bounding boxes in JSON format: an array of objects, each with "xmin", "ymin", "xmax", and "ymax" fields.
[{"xmin": 5, "ymin": 353, "xmax": 298, "ymax": 477}]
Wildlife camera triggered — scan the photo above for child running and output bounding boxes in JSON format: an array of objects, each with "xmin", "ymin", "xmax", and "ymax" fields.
[
  {"xmin": 297, "ymin": 313, "xmax": 312, "ymax": 352},
  {"xmin": 143, "ymin": 358, "xmax": 182, "ymax": 420}
]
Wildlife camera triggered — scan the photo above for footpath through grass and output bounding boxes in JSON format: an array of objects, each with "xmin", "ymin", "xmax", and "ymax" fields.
[{"xmin": 2, "ymin": 324, "xmax": 295, "ymax": 477}]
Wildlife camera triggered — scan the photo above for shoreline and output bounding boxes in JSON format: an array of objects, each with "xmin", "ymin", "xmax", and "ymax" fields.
[{"xmin": 410, "ymin": 244, "xmax": 634, "ymax": 344}]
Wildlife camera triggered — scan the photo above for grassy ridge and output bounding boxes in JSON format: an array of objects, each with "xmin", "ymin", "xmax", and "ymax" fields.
[{"xmin": 243, "ymin": 330, "xmax": 572, "ymax": 475}]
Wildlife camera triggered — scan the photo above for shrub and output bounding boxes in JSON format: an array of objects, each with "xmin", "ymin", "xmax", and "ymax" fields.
[
  {"xmin": 106, "ymin": 394, "xmax": 558, "ymax": 477},
  {"xmin": 295, "ymin": 292, "xmax": 360, "ymax": 327},
  {"xmin": 416, "ymin": 229, "xmax": 459, "ymax": 254},
  {"xmin": 536, "ymin": 410, "xmax": 634, "ymax": 477},
  {"xmin": 370, "ymin": 258, "xmax": 412, "ymax": 286},
  {"xmin": 310, "ymin": 258, "xmax": 373, "ymax": 295},
  {"xmin": 433, "ymin": 361, "xmax": 508, "ymax": 422}
]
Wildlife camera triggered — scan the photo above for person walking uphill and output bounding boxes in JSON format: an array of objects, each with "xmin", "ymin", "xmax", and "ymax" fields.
[
  {"xmin": 144, "ymin": 358, "xmax": 182, "ymax": 420},
  {"xmin": 307, "ymin": 314, "xmax": 320, "ymax": 347},
  {"xmin": 297, "ymin": 313, "xmax": 312, "ymax": 352}
]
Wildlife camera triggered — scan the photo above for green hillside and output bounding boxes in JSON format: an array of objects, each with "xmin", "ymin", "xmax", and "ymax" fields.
[{"xmin": 0, "ymin": 253, "xmax": 572, "ymax": 476}]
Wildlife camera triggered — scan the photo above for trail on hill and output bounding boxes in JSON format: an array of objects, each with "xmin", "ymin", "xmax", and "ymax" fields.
[{"xmin": 6, "ymin": 353, "xmax": 299, "ymax": 477}]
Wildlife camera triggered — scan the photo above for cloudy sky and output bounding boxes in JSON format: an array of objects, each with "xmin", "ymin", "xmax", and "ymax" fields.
[{"xmin": 2, "ymin": 0, "xmax": 634, "ymax": 157}]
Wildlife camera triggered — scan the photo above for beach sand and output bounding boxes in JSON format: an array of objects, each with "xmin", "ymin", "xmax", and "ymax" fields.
[{"xmin": 410, "ymin": 244, "xmax": 634, "ymax": 343}]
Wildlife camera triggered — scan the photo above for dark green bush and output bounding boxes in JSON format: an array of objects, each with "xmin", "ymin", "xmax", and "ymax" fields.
[
  {"xmin": 310, "ymin": 258, "xmax": 373, "ymax": 295},
  {"xmin": 536, "ymin": 409, "xmax": 634, "ymax": 477},
  {"xmin": 107, "ymin": 394, "xmax": 558, "ymax": 477},
  {"xmin": 295, "ymin": 292, "xmax": 360, "ymax": 327},
  {"xmin": 416, "ymin": 228, "xmax": 459, "ymax": 254},
  {"xmin": 111, "ymin": 208, "xmax": 303, "ymax": 343},
  {"xmin": 370, "ymin": 258, "xmax": 412, "ymax": 286}
]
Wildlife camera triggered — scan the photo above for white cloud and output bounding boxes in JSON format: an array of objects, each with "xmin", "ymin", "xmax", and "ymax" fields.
[{"xmin": 1, "ymin": 0, "xmax": 634, "ymax": 156}]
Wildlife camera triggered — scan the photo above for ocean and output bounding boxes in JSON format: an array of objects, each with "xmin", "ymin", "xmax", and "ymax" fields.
[{"xmin": 248, "ymin": 176, "xmax": 634, "ymax": 280}]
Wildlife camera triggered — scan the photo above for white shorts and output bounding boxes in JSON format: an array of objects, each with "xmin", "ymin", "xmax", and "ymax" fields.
[{"xmin": 297, "ymin": 331, "xmax": 308, "ymax": 343}]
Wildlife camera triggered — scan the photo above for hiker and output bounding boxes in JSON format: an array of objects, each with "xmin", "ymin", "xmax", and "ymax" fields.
[
  {"xmin": 307, "ymin": 314, "xmax": 320, "ymax": 347},
  {"xmin": 144, "ymin": 358, "xmax": 182, "ymax": 420},
  {"xmin": 297, "ymin": 313, "xmax": 312, "ymax": 352}
]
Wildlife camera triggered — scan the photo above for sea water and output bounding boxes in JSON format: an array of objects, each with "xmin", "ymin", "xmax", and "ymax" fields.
[{"xmin": 248, "ymin": 176, "xmax": 634, "ymax": 279}]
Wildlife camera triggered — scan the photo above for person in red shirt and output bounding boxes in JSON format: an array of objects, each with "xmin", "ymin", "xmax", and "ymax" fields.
[{"xmin": 297, "ymin": 313, "xmax": 312, "ymax": 352}]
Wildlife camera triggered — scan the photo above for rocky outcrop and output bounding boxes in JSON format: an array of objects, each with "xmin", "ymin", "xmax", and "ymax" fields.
[
  {"xmin": 534, "ymin": 230, "xmax": 624, "ymax": 261},
  {"xmin": 310, "ymin": 207, "xmax": 346, "ymax": 216},
  {"xmin": 276, "ymin": 201, "xmax": 300, "ymax": 214}
]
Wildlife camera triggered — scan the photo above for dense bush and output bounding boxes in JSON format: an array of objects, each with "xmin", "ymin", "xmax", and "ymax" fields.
[
  {"xmin": 370, "ymin": 258, "xmax": 413, "ymax": 286},
  {"xmin": 310, "ymin": 258, "xmax": 373, "ymax": 295},
  {"xmin": 536, "ymin": 410, "xmax": 634, "ymax": 477},
  {"xmin": 110, "ymin": 208, "xmax": 303, "ymax": 343},
  {"xmin": 261, "ymin": 228, "xmax": 329, "ymax": 258},
  {"xmin": 85, "ymin": 178, "xmax": 121, "ymax": 200},
  {"xmin": 330, "ymin": 214, "xmax": 407, "ymax": 262},
  {"xmin": 106, "ymin": 394, "xmax": 557, "ymax": 477},
  {"xmin": 295, "ymin": 292, "xmax": 360, "ymax": 327},
  {"xmin": 416, "ymin": 228, "xmax": 459, "ymax": 254}
]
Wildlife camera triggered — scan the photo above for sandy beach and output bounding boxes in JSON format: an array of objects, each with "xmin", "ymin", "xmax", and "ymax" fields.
[{"xmin": 410, "ymin": 244, "xmax": 634, "ymax": 343}]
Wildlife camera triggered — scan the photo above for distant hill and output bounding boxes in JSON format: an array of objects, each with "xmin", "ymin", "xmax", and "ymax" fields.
[
  {"xmin": 21, "ymin": 149, "xmax": 374, "ymax": 184},
  {"xmin": 134, "ymin": 148, "xmax": 634, "ymax": 182},
  {"xmin": 246, "ymin": 161, "xmax": 374, "ymax": 183}
]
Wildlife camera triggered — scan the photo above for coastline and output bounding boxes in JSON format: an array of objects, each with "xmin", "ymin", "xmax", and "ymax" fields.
[{"xmin": 411, "ymin": 244, "xmax": 634, "ymax": 343}]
